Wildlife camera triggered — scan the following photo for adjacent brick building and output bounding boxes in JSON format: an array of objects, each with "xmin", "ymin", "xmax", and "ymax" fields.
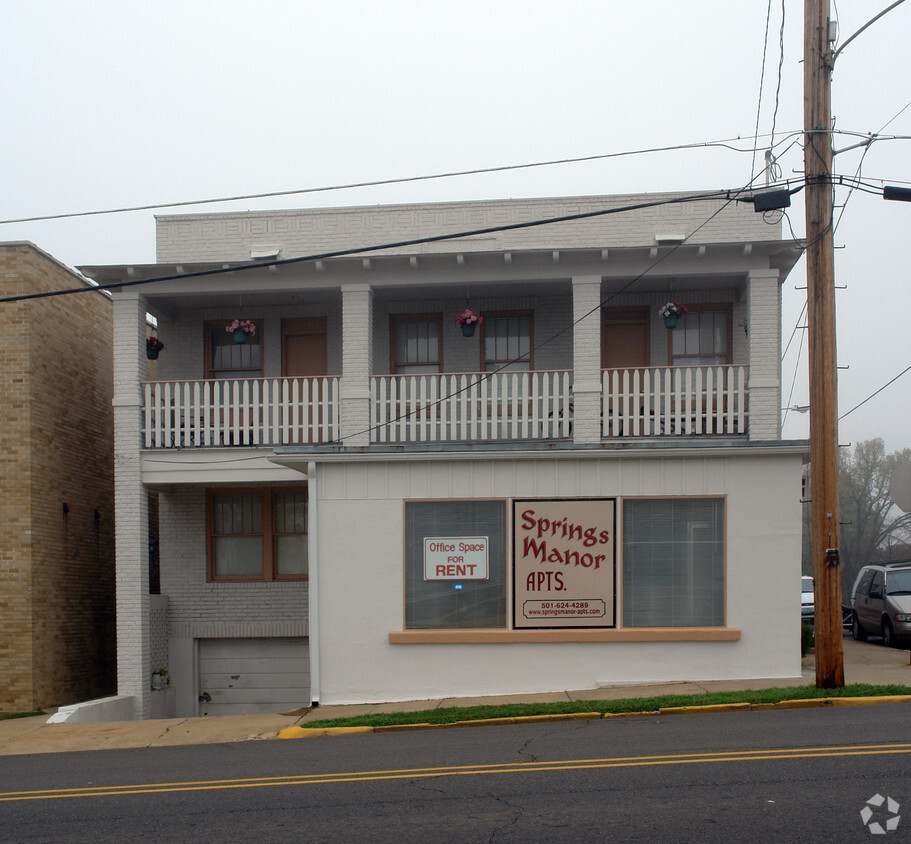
[{"xmin": 0, "ymin": 243, "xmax": 115, "ymax": 713}]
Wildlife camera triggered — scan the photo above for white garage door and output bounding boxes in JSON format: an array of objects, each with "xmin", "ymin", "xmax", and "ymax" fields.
[{"xmin": 198, "ymin": 637, "xmax": 310, "ymax": 717}]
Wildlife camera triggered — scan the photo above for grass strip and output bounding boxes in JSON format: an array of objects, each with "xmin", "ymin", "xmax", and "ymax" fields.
[
  {"xmin": 299, "ymin": 684, "xmax": 911, "ymax": 729},
  {"xmin": 0, "ymin": 711, "xmax": 44, "ymax": 722}
]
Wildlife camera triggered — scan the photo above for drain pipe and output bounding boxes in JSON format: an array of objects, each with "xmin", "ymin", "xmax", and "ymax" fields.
[{"xmin": 307, "ymin": 461, "xmax": 321, "ymax": 707}]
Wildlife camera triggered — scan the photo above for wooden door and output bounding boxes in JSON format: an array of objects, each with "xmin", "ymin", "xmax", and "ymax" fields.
[
  {"xmin": 601, "ymin": 307, "xmax": 650, "ymax": 370},
  {"xmin": 282, "ymin": 318, "xmax": 328, "ymax": 443},
  {"xmin": 602, "ymin": 308, "xmax": 651, "ymax": 435},
  {"xmin": 282, "ymin": 317, "xmax": 327, "ymax": 377}
]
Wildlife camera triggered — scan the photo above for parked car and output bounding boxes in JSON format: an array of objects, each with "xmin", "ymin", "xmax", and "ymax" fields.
[
  {"xmin": 850, "ymin": 562, "xmax": 911, "ymax": 647},
  {"xmin": 801, "ymin": 575, "xmax": 815, "ymax": 624}
]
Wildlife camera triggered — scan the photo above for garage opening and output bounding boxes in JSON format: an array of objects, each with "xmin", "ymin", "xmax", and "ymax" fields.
[{"xmin": 198, "ymin": 637, "xmax": 310, "ymax": 716}]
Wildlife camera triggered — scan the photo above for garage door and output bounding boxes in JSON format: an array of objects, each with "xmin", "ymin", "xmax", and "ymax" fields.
[{"xmin": 198, "ymin": 637, "xmax": 310, "ymax": 717}]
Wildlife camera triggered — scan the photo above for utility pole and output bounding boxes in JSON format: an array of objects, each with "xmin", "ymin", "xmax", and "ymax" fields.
[{"xmin": 803, "ymin": 0, "xmax": 844, "ymax": 687}]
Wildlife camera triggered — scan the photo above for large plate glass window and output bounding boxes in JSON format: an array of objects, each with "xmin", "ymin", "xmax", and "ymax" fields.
[
  {"xmin": 404, "ymin": 500, "xmax": 507, "ymax": 629},
  {"xmin": 622, "ymin": 497, "xmax": 725, "ymax": 627}
]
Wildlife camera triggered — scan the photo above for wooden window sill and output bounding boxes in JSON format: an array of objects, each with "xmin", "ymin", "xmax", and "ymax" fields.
[{"xmin": 388, "ymin": 627, "xmax": 741, "ymax": 644}]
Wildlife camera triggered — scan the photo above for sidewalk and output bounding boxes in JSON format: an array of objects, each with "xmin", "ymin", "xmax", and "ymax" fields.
[{"xmin": 1, "ymin": 637, "xmax": 908, "ymax": 756}]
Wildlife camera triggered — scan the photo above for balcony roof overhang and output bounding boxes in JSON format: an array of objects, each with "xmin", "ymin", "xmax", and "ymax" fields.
[{"xmin": 79, "ymin": 239, "xmax": 802, "ymax": 311}]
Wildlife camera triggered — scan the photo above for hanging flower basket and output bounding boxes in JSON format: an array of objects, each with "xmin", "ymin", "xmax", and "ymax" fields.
[
  {"xmin": 454, "ymin": 309, "xmax": 483, "ymax": 337},
  {"xmin": 659, "ymin": 301, "xmax": 688, "ymax": 329},
  {"xmin": 146, "ymin": 336, "xmax": 164, "ymax": 360},
  {"xmin": 226, "ymin": 319, "xmax": 256, "ymax": 344}
]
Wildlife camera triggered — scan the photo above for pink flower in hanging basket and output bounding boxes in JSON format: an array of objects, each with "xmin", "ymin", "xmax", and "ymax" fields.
[
  {"xmin": 226, "ymin": 319, "xmax": 257, "ymax": 335},
  {"xmin": 454, "ymin": 309, "xmax": 483, "ymax": 325},
  {"xmin": 659, "ymin": 301, "xmax": 688, "ymax": 319}
]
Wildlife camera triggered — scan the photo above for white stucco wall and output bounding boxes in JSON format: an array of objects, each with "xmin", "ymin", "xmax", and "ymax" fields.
[{"xmin": 314, "ymin": 450, "xmax": 804, "ymax": 705}]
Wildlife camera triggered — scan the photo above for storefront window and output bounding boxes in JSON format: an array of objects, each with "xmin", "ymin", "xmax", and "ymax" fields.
[
  {"xmin": 404, "ymin": 500, "xmax": 507, "ymax": 629},
  {"xmin": 622, "ymin": 497, "xmax": 725, "ymax": 627}
]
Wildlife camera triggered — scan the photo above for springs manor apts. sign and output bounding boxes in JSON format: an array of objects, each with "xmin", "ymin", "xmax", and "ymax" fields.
[{"xmin": 513, "ymin": 499, "xmax": 616, "ymax": 629}]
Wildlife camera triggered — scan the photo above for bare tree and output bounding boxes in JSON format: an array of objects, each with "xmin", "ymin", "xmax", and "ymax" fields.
[{"xmin": 837, "ymin": 439, "xmax": 911, "ymax": 596}]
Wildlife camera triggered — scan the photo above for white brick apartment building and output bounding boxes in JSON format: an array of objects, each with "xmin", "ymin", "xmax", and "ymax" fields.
[{"xmin": 82, "ymin": 191, "xmax": 806, "ymax": 719}]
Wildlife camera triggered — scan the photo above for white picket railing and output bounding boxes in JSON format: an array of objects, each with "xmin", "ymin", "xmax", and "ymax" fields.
[
  {"xmin": 371, "ymin": 370, "xmax": 574, "ymax": 443},
  {"xmin": 602, "ymin": 365, "xmax": 748, "ymax": 437},
  {"xmin": 142, "ymin": 377, "xmax": 340, "ymax": 447}
]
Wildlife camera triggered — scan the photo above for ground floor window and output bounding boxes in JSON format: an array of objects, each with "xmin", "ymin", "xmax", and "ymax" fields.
[
  {"xmin": 401, "ymin": 495, "xmax": 725, "ymax": 631},
  {"xmin": 622, "ymin": 497, "xmax": 725, "ymax": 627},
  {"xmin": 404, "ymin": 500, "xmax": 507, "ymax": 629},
  {"xmin": 207, "ymin": 488, "xmax": 308, "ymax": 582}
]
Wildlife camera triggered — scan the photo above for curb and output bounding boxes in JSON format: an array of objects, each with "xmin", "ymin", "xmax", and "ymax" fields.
[{"xmin": 275, "ymin": 695, "xmax": 911, "ymax": 739}]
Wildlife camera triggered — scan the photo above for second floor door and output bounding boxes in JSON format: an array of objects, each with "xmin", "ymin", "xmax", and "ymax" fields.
[{"xmin": 282, "ymin": 318, "xmax": 328, "ymax": 377}]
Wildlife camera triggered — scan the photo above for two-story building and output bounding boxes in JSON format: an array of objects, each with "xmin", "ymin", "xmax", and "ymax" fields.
[{"xmin": 82, "ymin": 191, "xmax": 806, "ymax": 720}]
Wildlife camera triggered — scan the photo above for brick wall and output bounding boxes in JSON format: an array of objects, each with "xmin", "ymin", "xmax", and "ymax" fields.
[
  {"xmin": 0, "ymin": 243, "xmax": 114, "ymax": 714},
  {"xmin": 157, "ymin": 193, "xmax": 781, "ymax": 264},
  {"xmin": 159, "ymin": 487, "xmax": 307, "ymax": 639}
]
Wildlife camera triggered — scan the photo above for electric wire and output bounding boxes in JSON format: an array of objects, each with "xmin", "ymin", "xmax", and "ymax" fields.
[
  {"xmin": 781, "ymin": 300, "xmax": 808, "ymax": 362},
  {"xmin": 751, "ymin": 0, "xmax": 774, "ymax": 182},
  {"xmin": 0, "ymin": 136, "xmax": 792, "ymax": 227},
  {"xmin": 0, "ymin": 188, "xmax": 771, "ymax": 305},
  {"xmin": 839, "ymin": 363, "xmax": 911, "ymax": 421},
  {"xmin": 333, "ymin": 177, "xmax": 767, "ymax": 445},
  {"xmin": 781, "ymin": 318, "xmax": 806, "ymax": 429}
]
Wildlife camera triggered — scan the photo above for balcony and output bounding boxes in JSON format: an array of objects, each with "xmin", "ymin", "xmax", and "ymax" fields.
[
  {"xmin": 141, "ymin": 365, "xmax": 748, "ymax": 449},
  {"xmin": 141, "ymin": 377, "xmax": 340, "ymax": 448}
]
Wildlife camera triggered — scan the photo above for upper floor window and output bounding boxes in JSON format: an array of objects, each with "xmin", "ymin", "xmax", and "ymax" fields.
[
  {"xmin": 391, "ymin": 315, "xmax": 442, "ymax": 374},
  {"xmin": 206, "ymin": 320, "xmax": 263, "ymax": 379},
  {"xmin": 669, "ymin": 306, "xmax": 731, "ymax": 366},
  {"xmin": 482, "ymin": 311, "xmax": 533, "ymax": 371},
  {"xmin": 207, "ymin": 488, "xmax": 307, "ymax": 582}
]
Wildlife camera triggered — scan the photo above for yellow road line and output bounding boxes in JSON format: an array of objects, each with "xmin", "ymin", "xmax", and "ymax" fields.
[{"xmin": 2, "ymin": 743, "xmax": 910, "ymax": 803}]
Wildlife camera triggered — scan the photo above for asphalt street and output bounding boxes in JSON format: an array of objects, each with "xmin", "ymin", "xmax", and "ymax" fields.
[{"xmin": 1, "ymin": 702, "xmax": 908, "ymax": 842}]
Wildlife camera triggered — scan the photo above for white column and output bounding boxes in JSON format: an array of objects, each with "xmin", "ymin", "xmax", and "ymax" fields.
[
  {"xmin": 746, "ymin": 269, "xmax": 781, "ymax": 440},
  {"xmin": 112, "ymin": 291, "xmax": 151, "ymax": 718},
  {"xmin": 572, "ymin": 276, "xmax": 603, "ymax": 444},
  {"xmin": 340, "ymin": 283, "xmax": 373, "ymax": 446}
]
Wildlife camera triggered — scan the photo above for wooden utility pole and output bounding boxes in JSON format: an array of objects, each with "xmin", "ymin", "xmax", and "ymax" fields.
[{"xmin": 803, "ymin": 0, "xmax": 844, "ymax": 687}]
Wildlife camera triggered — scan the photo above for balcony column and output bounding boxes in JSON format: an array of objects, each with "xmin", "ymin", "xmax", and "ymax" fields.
[
  {"xmin": 571, "ymin": 276, "xmax": 603, "ymax": 444},
  {"xmin": 746, "ymin": 269, "xmax": 781, "ymax": 440},
  {"xmin": 340, "ymin": 283, "xmax": 373, "ymax": 446},
  {"xmin": 112, "ymin": 291, "xmax": 151, "ymax": 718}
]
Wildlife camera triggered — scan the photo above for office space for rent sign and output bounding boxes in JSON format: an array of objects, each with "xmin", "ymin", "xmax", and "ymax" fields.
[{"xmin": 513, "ymin": 498, "xmax": 616, "ymax": 628}]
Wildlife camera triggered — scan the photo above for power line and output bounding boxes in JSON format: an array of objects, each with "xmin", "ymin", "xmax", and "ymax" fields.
[
  {"xmin": 750, "ymin": 0, "xmax": 775, "ymax": 182},
  {"xmin": 839, "ymin": 363, "xmax": 911, "ymax": 421},
  {"xmin": 0, "ymin": 135, "xmax": 800, "ymax": 227},
  {"xmin": 0, "ymin": 188, "xmax": 753, "ymax": 305},
  {"xmin": 335, "ymin": 178, "xmax": 764, "ymax": 445}
]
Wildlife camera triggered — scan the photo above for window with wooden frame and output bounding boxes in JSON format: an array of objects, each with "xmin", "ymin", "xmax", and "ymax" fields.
[
  {"xmin": 481, "ymin": 311, "xmax": 533, "ymax": 371},
  {"xmin": 390, "ymin": 314, "xmax": 442, "ymax": 374},
  {"xmin": 622, "ymin": 497, "xmax": 725, "ymax": 627},
  {"xmin": 668, "ymin": 304, "xmax": 731, "ymax": 366},
  {"xmin": 207, "ymin": 488, "xmax": 307, "ymax": 581},
  {"xmin": 205, "ymin": 319, "xmax": 264, "ymax": 380}
]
